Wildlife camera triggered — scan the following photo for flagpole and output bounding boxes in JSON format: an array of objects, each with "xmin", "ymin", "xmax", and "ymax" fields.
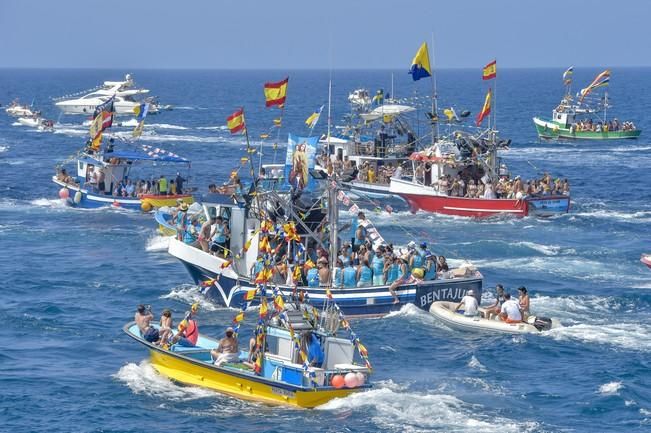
[
  {"xmin": 493, "ymin": 58, "xmax": 497, "ymax": 133},
  {"xmin": 430, "ymin": 34, "xmax": 439, "ymax": 144},
  {"xmin": 242, "ymin": 108, "xmax": 255, "ymax": 179}
]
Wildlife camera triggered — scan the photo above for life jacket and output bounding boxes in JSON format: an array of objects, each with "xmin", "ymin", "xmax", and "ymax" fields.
[
  {"xmin": 159, "ymin": 177, "xmax": 168, "ymax": 192},
  {"xmin": 184, "ymin": 319, "xmax": 198, "ymax": 345}
]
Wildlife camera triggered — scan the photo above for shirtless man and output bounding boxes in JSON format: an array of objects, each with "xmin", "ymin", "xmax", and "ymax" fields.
[
  {"xmin": 198, "ymin": 215, "xmax": 216, "ymax": 252},
  {"xmin": 135, "ymin": 304, "xmax": 159, "ymax": 343},
  {"xmin": 211, "ymin": 327, "xmax": 240, "ymax": 366}
]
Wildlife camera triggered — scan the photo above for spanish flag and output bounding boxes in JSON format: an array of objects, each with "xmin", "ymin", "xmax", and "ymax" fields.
[
  {"xmin": 409, "ymin": 42, "xmax": 432, "ymax": 81},
  {"xmin": 476, "ymin": 88, "xmax": 492, "ymax": 126},
  {"xmin": 264, "ymin": 77, "xmax": 289, "ymax": 108},
  {"xmin": 482, "ymin": 60, "xmax": 497, "ymax": 80},
  {"xmin": 227, "ymin": 108, "xmax": 245, "ymax": 134}
]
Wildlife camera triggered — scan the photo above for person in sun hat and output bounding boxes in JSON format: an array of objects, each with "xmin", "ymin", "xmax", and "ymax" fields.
[
  {"xmin": 455, "ymin": 289, "xmax": 479, "ymax": 317},
  {"xmin": 211, "ymin": 327, "xmax": 239, "ymax": 366}
]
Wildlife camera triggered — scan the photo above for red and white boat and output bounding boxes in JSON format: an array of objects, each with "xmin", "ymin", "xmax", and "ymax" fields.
[
  {"xmin": 389, "ymin": 130, "xmax": 571, "ymax": 218},
  {"xmin": 641, "ymin": 254, "xmax": 651, "ymax": 269}
]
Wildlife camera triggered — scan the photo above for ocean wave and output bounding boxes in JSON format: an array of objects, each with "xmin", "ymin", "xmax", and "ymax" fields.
[
  {"xmin": 0, "ymin": 145, "xmax": 8, "ymax": 153},
  {"xmin": 145, "ymin": 234, "xmax": 171, "ymax": 252},
  {"xmin": 29, "ymin": 198, "xmax": 67, "ymax": 208},
  {"xmin": 318, "ymin": 387, "xmax": 539, "ymax": 433},
  {"xmin": 572, "ymin": 209, "xmax": 651, "ymax": 223},
  {"xmin": 598, "ymin": 381, "xmax": 623, "ymax": 395},
  {"xmin": 547, "ymin": 323, "xmax": 651, "ymax": 352},
  {"xmin": 149, "ymin": 123, "xmax": 189, "ymax": 130},
  {"xmin": 160, "ymin": 284, "xmax": 219, "ymax": 312},
  {"xmin": 468, "ymin": 355, "xmax": 487, "ymax": 372},
  {"xmin": 114, "ymin": 360, "xmax": 215, "ymax": 401},
  {"xmin": 196, "ymin": 125, "xmax": 228, "ymax": 130}
]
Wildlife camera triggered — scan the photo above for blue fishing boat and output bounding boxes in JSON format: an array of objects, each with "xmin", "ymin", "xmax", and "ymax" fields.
[
  {"xmin": 167, "ymin": 171, "xmax": 482, "ymax": 317},
  {"xmin": 53, "ymin": 143, "xmax": 194, "ymax": 211}
]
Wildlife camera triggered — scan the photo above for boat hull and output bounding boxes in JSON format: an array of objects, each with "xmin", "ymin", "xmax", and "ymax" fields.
[
  {"xmin": 641, "ymin": 254, "xmax": 651, "ymax": 269},
  {"xmin": 55, "ymin": 101, "xmax": 144, "ymax": 116},
  {"xmin": 168, "ymin": 238, "xmax": 483, "ymax": 317},
  {"xmin": 429, "ymin": 301, "xmax": 556, "ymax": 334},
  {"xmin": 124, "ymin": 324, "xmax": 363, "ymax": 408},
  {"xmin": 533, "ymin": 117, "xmax": 641, "ymax": 140},
  {"xmin": 342, "ymin": 180, "xmax": 406, "ymax": 202},
  {"xmin": 389, "ymin": 178, "xmax": 569, "ymax": 218},
  {"xmin": 53, "ymin": 178, "xmax": 193, "ymax": 210}
]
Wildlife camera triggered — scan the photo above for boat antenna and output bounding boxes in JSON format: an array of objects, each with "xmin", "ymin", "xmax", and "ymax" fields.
[{"xmin": 327, "ymin": 32, "xmax": 333, "ymax": 154}]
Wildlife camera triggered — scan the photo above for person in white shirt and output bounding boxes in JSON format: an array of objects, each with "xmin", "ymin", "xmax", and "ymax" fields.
[
  {"xmin": 500, "ymin": 293, "xmax": 523, "ymax": 323},
  {"xmin": 455, "ymin": 289, "xmax": 479, "ymax": 317}
]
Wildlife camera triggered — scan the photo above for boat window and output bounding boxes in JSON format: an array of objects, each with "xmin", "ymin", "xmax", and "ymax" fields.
[{"xmin": 81, "ymin": 93, "xmax": 104, "ymax": 99}]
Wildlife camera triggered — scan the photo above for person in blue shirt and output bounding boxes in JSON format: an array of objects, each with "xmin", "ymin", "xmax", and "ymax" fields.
[
  {"xmin": 351, "ymin": 212, "xmax": 367, "ymax": 252},
  {"xmin": 306, "ymin": 265, "xmax": 320, "ymax": 287},
  {"xmin": 343, "ymin": 260, "xmax": 357, "ymax": 288},
  {"xmin": 332, "ymin": 258, "xmax": 344, "ymax": 288},
  {"xmin": 424, "ymin": 253, "xmax": 437, "ymax": 280},
  {"xmin": 356, "ymin": 259, "xmax": 373, "ymax": 288},
  {"xmin": 302, "ymin": 331, "xmax": 324, "ymax": 368},
  {"xmin": 371, "ymin": 248, "xmax": 385, "ymax": 285}
]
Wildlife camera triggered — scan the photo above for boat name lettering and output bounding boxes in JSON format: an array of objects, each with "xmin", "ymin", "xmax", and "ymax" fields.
[
  {"xmin": 420, "ymin": 287, "xmax": 468, "ymax": 307},
  {"xmin": 271, "ymin": 386, "xmax": 295, "ymax": 398}
]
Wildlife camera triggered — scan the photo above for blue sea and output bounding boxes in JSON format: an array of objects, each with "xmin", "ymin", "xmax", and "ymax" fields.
[{"xmin": 1, "ymin": 68, "xmax": 650, "ymax": 432}]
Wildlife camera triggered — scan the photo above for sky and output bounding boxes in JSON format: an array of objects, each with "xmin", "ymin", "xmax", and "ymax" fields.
[{"xmin": 0, "ymin": 0, "xmax": 649, "ymax": 69}]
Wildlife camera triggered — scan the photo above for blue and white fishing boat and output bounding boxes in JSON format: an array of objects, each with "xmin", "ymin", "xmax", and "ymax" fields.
[
  {"xmin": 167, "ymin": 146, "xmax": 482, "ymax": 317},
  {"xmin": 53, "ymin": 143, "xmax": 194, "ymax": 211}
]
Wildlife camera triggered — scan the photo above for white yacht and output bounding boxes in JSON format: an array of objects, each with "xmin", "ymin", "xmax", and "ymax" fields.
[{"xmin": 55, "ymin": 74, "xmax": 156, "ymax": 116}]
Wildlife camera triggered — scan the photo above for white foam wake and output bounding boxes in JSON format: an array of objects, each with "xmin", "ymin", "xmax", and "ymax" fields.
[
  {"xmin": 149, "ymin": 123, "xmax": 188, "ymax": 130},
  {"xmin": 161, "ymin": 284, "xmax": 219, "ymax": 312},
  {"xmin": 548, "ymin": 323, "xmax": 651, "ymax": 352},
  {"xmin": 318, "ymin": 387, "xmax": 539, "ymax": 433},
  {"xmin": 0, "ymin": 145, "xmax": 8, "ymax": 153},
  {"xmin": 145, "ymin": 234, "xmax": 171, "ymax": 252},
  {"xmin": 114, "ymin": 360, "xmax": 215, "ymax": 401},
  {"xmin": 598, "ymin": 381, "xmax": 623, "ymax": 395}
]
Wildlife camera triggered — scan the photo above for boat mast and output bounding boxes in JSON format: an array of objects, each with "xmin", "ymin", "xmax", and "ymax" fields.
[{"xmin": 391, "ymin": 72, "xmax": 395, "ymax": 101}]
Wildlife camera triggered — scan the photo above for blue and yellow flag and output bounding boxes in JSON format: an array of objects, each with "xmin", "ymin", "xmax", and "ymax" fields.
[{"xmin": 409, "ymin": 42, "xmax": 431, "ymax": 81}]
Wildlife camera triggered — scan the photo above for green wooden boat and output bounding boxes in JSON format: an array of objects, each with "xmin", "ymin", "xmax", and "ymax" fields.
[{"xmin": 534, "ymin": 69, "xmax": 641, "ymax": 140}]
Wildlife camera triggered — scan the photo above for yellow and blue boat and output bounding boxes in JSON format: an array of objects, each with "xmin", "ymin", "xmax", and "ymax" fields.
[{"xmin": 124, "ymin": 297, "xmax": 372, "ymax": 408}]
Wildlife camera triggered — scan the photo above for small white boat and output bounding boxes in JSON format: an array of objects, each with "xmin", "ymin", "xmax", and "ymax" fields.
[
  {"xmin": 17, "ymin": 116, "xmax": 55, "ymax": 131},
  {"xmin": 429, "ymin": 301, "xmax": 560, "ymax": 334},
  {"xmin": 6, "ymin": 102, "xmax": 38, "ymax": 118}
]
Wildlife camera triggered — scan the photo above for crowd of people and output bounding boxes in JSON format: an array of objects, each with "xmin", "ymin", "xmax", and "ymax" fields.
[
  {"xmin": 134, "ymin": 302, "xmax": 324, "ymax": 368},
  {"xmin": 569, "ymin": 118, "xmax": 636, "ymax": 133},
  {"xmin": 242, "ymin": 211, "xmax": 458, "ymax": 303},
  {"xmin": 413, "ymin": 168, "xmax": 570, "ymax": 199}
]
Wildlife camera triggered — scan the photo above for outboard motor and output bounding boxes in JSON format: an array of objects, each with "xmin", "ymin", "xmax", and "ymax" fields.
[{"xmin": 528, "ymin": 316, "xmax": 553, "ymax": 331}]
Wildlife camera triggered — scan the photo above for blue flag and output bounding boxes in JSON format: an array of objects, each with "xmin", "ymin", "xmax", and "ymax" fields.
[{"xmin": 409, "ymin": 42, "xmax": 432, "ymax": 81}]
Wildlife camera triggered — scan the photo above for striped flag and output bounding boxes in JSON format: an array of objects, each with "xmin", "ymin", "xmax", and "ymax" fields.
[
  {"xmin": 475, "ymin": 88, "xmax": 492, "ymax": 126},
  {"xmin": 264, "ymin": 77, "xmax": 289, "ymax": 108},
  {"xmin": 227, "ymin": 108, "xmax": 245, "ymax": 134},
  {"xmin": 482, "ymin": 60, "xmax": 497, "ymax": 80}
]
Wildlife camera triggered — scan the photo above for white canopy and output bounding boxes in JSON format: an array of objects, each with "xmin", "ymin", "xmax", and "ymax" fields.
[{"xmin": 359, "ymin": 104, "xmax": 416, "ymax": 121}]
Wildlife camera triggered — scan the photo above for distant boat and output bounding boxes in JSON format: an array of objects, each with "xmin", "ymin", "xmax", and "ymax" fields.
[
  {"xmin": 53, "ymin": 143, "xmax": 194, "ymax": 211},
  {"xmin": 533, "ymin": 69, "xmax": 641, "ymax": 140},
  {"xmin": 54, "ymin": 74, "xmax": 160, "ymax": 116},
  {"xmin": 5, "ymin": 100, "xmax": 38, "ymax": 117},
  {"xmin": 389, "ymin": 130, "xmax": 571, "ymax": 218}
]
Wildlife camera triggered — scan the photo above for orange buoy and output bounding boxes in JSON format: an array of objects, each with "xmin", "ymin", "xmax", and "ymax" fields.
[{"xmin": 331, "ymin": 374, "xmax": 345, "ymax": 389}]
